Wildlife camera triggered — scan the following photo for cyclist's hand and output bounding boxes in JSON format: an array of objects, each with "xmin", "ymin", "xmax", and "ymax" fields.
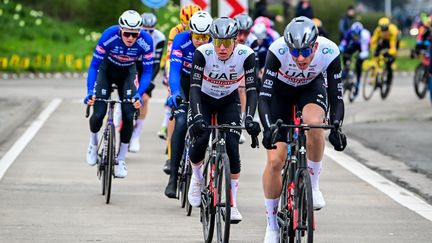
[
  {"xmin": 329, "ymin": 121, "xmax": 347, "ymax": 151},
  {"xmin": 244, "ymin": 116, "xmax": 261, "ymax": 137},
  {"xmin": 167, "ymin": 92, "xmax": 182, "ymax": 108},
  {"xmin": 262, "ymin": 129, "xmax": 277, "ymax": 150},
  {"xmin": 84, "ymin": 94, "xmax": 95, "ymax": 105},
  {"xmin": 189, "ymin": 114, "xmax": 207, "ymax": 139},
  {"xmin": 132, "ymin": 94, "xmax": 143, "ymax": 109}
]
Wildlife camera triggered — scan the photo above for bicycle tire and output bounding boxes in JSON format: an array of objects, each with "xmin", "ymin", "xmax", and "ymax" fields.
[
  {"xmin": 185, "ymin": 164, "xmax": 193, "ymax": 216},
  {"xmin": 98, "ymin": 153, "xmax": 106, "ymax": 196},
  {"xmin": 294, "ymin": 170, "xmax": 313, "ymax": 243},
  {"xmin": 215, "ymin": 153, "xmax": 231, "ymax": 243},
  {"xmin": 279, "ymin": 161, "xmax": 296, "ymax": 243},
  {"xmin": 201, "ymin": 158, "xmax": 215, "ymax": 243},
  {"xmin": 179, "ymin": 158, "xmax": 187, "ymax": 208},
  {"xmin": 380, "ymin": 67, "xmax": 391, "ymax": 99},
  {"xmin": 347, "ymin": 70, "xmax": 357, "ymax": 103},
  {"xmin": 362, "ymin": 66, "xmax": 377, "ymax": 101},
  {"xmin": 105, "ymin": 124, "xmax": 115, "ymax": 204},
  {"xmin": 413, "ymin": 64, "xmax": 428, "ymax": 99}
]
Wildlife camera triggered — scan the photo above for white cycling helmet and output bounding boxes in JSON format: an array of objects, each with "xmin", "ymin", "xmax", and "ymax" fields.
[
  {"xmin": 118, "ymin": 10, "xmax": 142, "ymax": 30},
  {"xmin": 189, "ymin": 11, "xmax": 213, "ymax": 34},
  {"xmin": 253, "ymin": 23, "xmax": 267, "ymax": 40}
]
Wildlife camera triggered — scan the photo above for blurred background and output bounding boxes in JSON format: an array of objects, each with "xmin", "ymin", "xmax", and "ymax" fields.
[{"xmin": 0, "ymin": 0, "xmax": 430, "ymax": 73}]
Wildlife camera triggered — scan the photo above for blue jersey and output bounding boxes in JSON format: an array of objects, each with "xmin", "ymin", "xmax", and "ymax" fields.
[
  {"xmin": 255, "ymin": 35, "xmax": 274, "ymax": 69},
  {"xmin": 168, "ymin": 31, "xmax": 196, "ymax": 94},
  {"xmin": 87, "ymin": 25, "xmax": 154, "ymax": 96}
]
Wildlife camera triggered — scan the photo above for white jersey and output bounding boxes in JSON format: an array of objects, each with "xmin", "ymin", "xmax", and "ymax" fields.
[
  {"xmin": 196, "ymin": 43, "xmax": 254, "ymax": 99},
  {"xmin": 152, "ymin": 29, "xmax": 166, "ymax": 60},
  {"xmin": 268, "ymin": 36, "xmax": 340, "ymax": 87}
]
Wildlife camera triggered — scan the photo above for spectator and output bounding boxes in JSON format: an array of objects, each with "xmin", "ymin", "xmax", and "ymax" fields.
[
  {"xmin": 295, "ymin": 0, "xmax": 313, "ymax": 19},
  {"xmin": 254, "ymin": 0, "xmax": 284, "ymax": 24},
  {"xmin": 338, "ymin": 5, "xmax": 356, "ymax": 41}
]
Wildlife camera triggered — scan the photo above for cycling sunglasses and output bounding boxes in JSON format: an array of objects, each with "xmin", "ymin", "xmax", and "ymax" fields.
[
  {"xmin": 191, "ymin": 33, "xmax": 210, "ymax": 41},
  {"xmin": 289, "ymin": 47, "xmax": 314, "ymax": 58},
  {"xmin": 213, "ymin": 38, "xmax": 235, "ymax": 48},
  {"xmin": 122, "ymin": 31, "xmax": 139, "ymax": 38},
  {"xmin": 143, "ymin": 28, "xmax": 154, "ymax": 34},
  {"xmin": 238, "ymin": 30, "xmax": 250, "ymax": 36}
]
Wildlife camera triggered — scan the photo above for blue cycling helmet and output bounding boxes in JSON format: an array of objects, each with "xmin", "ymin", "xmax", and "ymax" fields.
[{"xmin": 351, "ymin": 22, "xmax": 363, "ymax": 39}]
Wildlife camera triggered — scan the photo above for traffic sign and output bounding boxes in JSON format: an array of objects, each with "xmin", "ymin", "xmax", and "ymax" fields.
[
  {"xmin": 218, "ymin": 0, "xmax": 248, "ymax": 18},
  {"xmin": 140, "ymin": 0, "xmax": 169, "ymax": 9}
]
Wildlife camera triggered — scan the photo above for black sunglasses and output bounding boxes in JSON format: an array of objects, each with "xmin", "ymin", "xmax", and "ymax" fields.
[{"xmin": 122, "ymin": 31, "xmax": 139, "ymax": 38}]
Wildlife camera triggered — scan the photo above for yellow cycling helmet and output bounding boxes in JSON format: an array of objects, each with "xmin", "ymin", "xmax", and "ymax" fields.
[
  {"xmin": 378, "ymin": 17, "xmax": 390, "ymax": 31},
  {"xmin": 180, "ymin": 3, "xmax": 202, "ymax": 26}
]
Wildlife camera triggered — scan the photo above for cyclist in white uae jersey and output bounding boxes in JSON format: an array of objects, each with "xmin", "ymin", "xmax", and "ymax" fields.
[
  {"xmin": 259, "ymin": 17, "xmax": 347, "ymax": 242},
  {"xmin": 187, "ymin": 17, "xmax": 261, "ymax": 223}
]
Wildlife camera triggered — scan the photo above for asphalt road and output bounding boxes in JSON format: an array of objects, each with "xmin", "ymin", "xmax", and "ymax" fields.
[{"xmin": 0, "ymin": 73, "xmax": 431, "ymax": 242}]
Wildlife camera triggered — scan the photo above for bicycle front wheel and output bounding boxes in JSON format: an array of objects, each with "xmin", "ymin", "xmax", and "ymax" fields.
[
  {"xmin": 279, "ymin": 161, "xmax": 296, "ymax": 243},
  {"xmin": 105, "ymin": 124, "xmax": 115, "ymax": 204},
  {"xmin": 414, "ymin": 64, "xmax": 428, "ymax": 99},
  {"xmin": 362, "ymin": 66, "xmax": 377, "ymax": 101},
  {"xmin": 294, "ymin": 170, "xmax": 313, "ymax": 243},
  {"xmin": 215, "ymin": 154, "xmax": 231, "ymax": 243},
  {"xmin": 380, "ymin": 67, "xmax": 391, "ymax": 99},
  {"xmin": 201, "ymin": 158, "xmax": 215, "ymax": 243},
  {"xmin": 185, "ymin": 164, "xmax": 193, "ymax": 216}
]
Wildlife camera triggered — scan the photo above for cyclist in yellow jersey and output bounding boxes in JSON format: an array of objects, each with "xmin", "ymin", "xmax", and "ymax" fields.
[
  {"xmin": 161, "ymin": 3, "xmax": 202, "ymax": 174},
  {"xmin": 370, "ymin": 17, "xmax": 400, "ymax": 84}
]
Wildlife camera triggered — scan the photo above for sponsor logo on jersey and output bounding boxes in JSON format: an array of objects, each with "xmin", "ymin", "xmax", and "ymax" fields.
[
  {"xmin": 193, "ymin": 73, "xmax": 202, "ymax": 80},
  {"xmin": 194, "ymin": 65, "xmax": 203, "ymax": 71},
  {"xmin": 278, "ymin": 47, "xmax": 289, "ymax": 55},
  {"xmin": 266, "ymin": 70, "xmax": 277, "ymax": 77},
  {"xmin": 95, "ymin": 45, "xmax": 106, "ymax": 54},
  {"xmin": 172, "ymin": 49, "xmax": 183, "ymax": 58},
  {"xmin": 180, "ymin": 40, "xmax": 192, "ymax": 49},
  {"xmin": 322, "ymin": 48, "xmax": 334, "ymax": 55},
  {"xmin": 144, "ymin": 52, "xmax": 154, "ymax": 60},
  {"xmin": 111, "ymin": 54, "xmax": 136, "ymax": 62},
  {"xmin": 204, "ymin": 74, "xmax": 243, "ymax": 85},
  {"xmin": 245, "ymin": 68, "xmax": 255, "ymax": 74},
  {"xmin": 238, "ymin": 49, "xmax": 247, "ymax": 55},
  {"xmin": 137, "ymin": 38, "xmax": 151, "ymax": 52},
  {"xmin": 183, "ymin": 61, "xmax": 192, "ymax": 68},
  {"xmin": 205, "ymin": 50, "xmax": 213, "ymax": 55},
  {"xmin": 334, "ymin": 71, "xmax": 342, "ymax": 79}
]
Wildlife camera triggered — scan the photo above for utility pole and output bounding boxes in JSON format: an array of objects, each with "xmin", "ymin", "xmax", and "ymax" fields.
[{"xmin": 385, "ymin": 0, "xmax": 392, "ymax": 17}]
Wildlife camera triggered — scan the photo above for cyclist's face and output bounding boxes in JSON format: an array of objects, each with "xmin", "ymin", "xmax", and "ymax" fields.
[
  {"xmin": 121, "ymin": 28, "xmax": 139, "ymax": 47},
  {"xmin": 236, "ymin": 30, "xmax": 249, "ymax": 44},
  {"xmin": 291, "ymin": 42, "xmax": 318, "ymax": 70},
  {"xmin": 191, "ymin": 33, "xmax": 211, "ymax": 48},
  {"xmin": 213, "ymin": 39, "xmax": 236, "ymax": 60}
]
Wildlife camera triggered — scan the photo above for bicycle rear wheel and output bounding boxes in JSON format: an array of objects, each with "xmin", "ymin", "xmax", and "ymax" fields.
[
  {"xmin": 201, "ymin": 158, "xmax": 215, "ymax": 243},
  {"xmin": 279, "ymin": 161, "xmax": 296, "ymax": 243},
  {"xmin": 414, "ymin": 64, "xmax": 428, "ymax": 99},
  {"xmin": 294, "ymin": 170, "xmax": 313, "ymax": 243},
  {"xmin": 362, "ymin": 67, "xmax": 377, "ymax": 101},
  {"xmin": 105, "ymin": 124, "xmax": 115, "ymax": 204},
  {"xmin": 215, "ymin": 154, "xmax": 231, "ymax": 243},
  {"xmin": 179, "ymin": 158, "xmax": 187, "ymax": 208}
]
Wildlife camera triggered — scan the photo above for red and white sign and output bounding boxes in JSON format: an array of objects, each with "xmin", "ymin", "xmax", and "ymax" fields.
[
  {"xmin": 218, "ymin": 0, "xmax": 248, "ymax": 18},
  {"xmin": 181, "ymin": 0, "xmax": 211, "ymax": 12}
]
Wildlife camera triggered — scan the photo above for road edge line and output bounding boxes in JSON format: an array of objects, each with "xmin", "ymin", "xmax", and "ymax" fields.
[
  {"xmin": 325, "ymin": 147, "xmax": 432, "ymax": 222},
  {"xmin": 0, "ymin": 98, "xmax": 62, "ymax": 180}
]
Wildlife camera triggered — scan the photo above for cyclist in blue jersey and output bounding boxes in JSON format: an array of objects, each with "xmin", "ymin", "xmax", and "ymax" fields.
[
  {"xmin": 164, "ymin": 11, "xmax": 213, "ymax": 198},
  {"xmin": 339, "ymin": 21, "xmax": 371, "ymax": 96},
  {"xmin": 127, "ymin": 12, "xmax": 166, "ymax": 152},
  {"xmin": 84, "ymin": 10, "xmax": 154, "ymax": 178}
]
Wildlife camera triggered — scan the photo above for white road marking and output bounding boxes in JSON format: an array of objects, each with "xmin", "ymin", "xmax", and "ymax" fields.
[
  {"xmin": 0, "ymin": 98, "xmax": 62, "ymax": 180},
  {"xmin": 325, "ymin": 147, "xmax": 432, "ymax": 222}
]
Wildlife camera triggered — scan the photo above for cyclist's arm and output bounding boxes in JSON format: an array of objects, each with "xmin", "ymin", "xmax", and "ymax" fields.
[
  {"xmin": 189, "ymin": 50, "xmax": 206, "ymax": 118},
  {"xmin": 359, "ymin": 30, "xmax": 371, "ymax": 59},
  {"xmin": 165, "ymin": 25, "xmax": 183, "ymax": 80},
  {"xmin": 258, "ymin": 51, "xmax": 281, "ymax": 131},
  {"xmin": 326, "ymin": 55, "xmax": 345, "ymax": 127},
  {"xmin": 168, "ymin": 35, "xmax": 184, "ymax": 95},
  {"xmin": 244, "ymin": 53, "xmax": 258, "ymax": 119},
  {"xmin": 388, "ymin": 25, "xmax": 399, "ymax": 56},
  {"xmin": 86, "ymin": 28, "xmax": 112, "ymax": 95},
  {"xmin": 137, "ymin": 34, "xmax": 154, "ymax": 97},
  {"xmin": 151, "ymin": 39, "xmax": 165, "ymax": 80},
  {"xmin": 370, "ymin": 27, "xmax": 380, "ymax": 50},
  {"xmin": 250, "ymin": 40, "xmax": 260, "ymax": 79}
]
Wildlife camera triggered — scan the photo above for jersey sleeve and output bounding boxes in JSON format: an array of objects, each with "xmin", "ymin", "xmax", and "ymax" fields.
[
  {"xmin": 86, "ymin": 27, "xmax": 112, "ymax": 95},
  {"xmin": 258, "ymin": 51, "xmax": 281, "ymax": 130},
  {"xmin": 326, "ymin": 54, "xmax": 345, "ymax": 126},
  {"xmin": 137, "ymin": 33, "xmax": 154, "ymax": 96},
  {"xmin": 244, "ymin": 52, "xmax": 258, "ymax": 119},
  {"xmin": 168, "ymin": 34, "xmax": 184, "ymax": 95},
  {"xmin": 189, "ymin": 50, "xmax": 206, "ymax": 118}
]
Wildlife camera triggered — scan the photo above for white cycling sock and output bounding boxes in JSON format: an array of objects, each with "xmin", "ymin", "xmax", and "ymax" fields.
[
  {"xmin": 307, "ymin": 159, "xmax": 322, "ymax": 190},
  {"xmin": 161, "ymin": 106, "xmax": 171, "ymax": 128},
  {"xmin": 117, "ymin": 142, "xmax": 129, "ymax": 161},
  {"xmin": 89, "ymin": 132, "xmax": 98, "ymax": 146},
  {"xmin": 191, "ymin": 163, "xmax": 203, "ymax": 181},
  {"xmin": 230, "ymin": 179, "xmax": 239, "ymax": 207},
  {"xmin": 265, "ymin": 197, "xmax": 280, "ymax": 231},
  {"xmin": 131, "ymin": 119, "xmax": 144, "ymax": 140}
]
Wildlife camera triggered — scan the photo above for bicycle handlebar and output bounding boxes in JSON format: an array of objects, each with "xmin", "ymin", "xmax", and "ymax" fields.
[
  {"xmin": 201, "ymin": 124, "xmax": 259, "ymax": 149},
  {"xmin": 85, "ymin": 98, "xmax": 139, "ymax": 119},
  {"xmin": 270, "ymin": 119, "xmax": 335, "ymax": 145}
]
